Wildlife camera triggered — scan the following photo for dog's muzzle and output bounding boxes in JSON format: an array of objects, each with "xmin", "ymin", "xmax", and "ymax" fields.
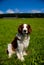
[{"xmin": 23, "ymin": 30, "xmax": 28, "ymax": 34}]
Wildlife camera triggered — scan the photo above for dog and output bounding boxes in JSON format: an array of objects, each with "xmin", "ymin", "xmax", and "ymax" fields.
[{"xmin": 7, "ymin": 24, "xmax": 32, "ymax": 61}]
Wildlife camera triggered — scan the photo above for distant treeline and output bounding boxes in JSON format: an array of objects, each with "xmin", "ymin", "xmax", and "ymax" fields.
[{"xmin": 0, "ymin": 13, "xmax": 44, "ymax": 18}]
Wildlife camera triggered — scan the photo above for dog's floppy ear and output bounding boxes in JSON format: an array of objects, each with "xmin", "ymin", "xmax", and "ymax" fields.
[
  {"xmin": 18, "ymin": 24, "xmax": 23, "ymax": 33},
  {"xmin": 28, "ymin": 24, "xmax": 32, "ymax": 34}
]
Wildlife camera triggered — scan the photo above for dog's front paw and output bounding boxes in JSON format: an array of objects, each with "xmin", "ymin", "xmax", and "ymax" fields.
[
  {"xmin": 17, "ymin": 52, "xmax": 21, "ymax": 59},
  {"xmin": 20, "ymin": 57, "xmax": 25, "ymax": 62}
]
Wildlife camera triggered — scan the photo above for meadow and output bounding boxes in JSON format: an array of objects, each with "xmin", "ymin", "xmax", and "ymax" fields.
[{"xmin": 0, "ymin": 18, "xmax": 44, "ymax": 65}]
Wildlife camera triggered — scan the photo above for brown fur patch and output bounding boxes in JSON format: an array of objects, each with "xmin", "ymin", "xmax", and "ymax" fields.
[
  {"xmin": 18, "ymin": 24, "xmax": 23, "ymax": 34},
  {"xmin": 11, "ymin": 37, "xmax": 19, "ymax": 51},
  {"xmin": 27, "ymin": 24, "xmax": 32, "ymax": 34}
]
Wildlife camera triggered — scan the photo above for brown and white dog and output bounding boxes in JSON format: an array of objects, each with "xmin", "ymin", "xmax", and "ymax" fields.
[{"xmin": 7, "ymin": 24, "xmax": 32, "ymax": 61}]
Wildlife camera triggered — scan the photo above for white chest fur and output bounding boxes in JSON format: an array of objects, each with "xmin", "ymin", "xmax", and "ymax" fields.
[
  {"xmin": 23, "ymin": 36, "xmax": 30, "ymax": 48},
  {"xmin": 17, "ymin": 34, "xmax": 30, "ymax": 51}
]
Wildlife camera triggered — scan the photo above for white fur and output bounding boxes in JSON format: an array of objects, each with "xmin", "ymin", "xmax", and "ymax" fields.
[
  {"xmin": 8, "ymin": 44, "xmax": 15, "ymax": 58},
  {"xmin": 23, "ymin": 24, "xmax": 28, "ymax": 33},
  {"xmin": 23, "ymin": 24, "xmax": 27, "ymax": 30}
]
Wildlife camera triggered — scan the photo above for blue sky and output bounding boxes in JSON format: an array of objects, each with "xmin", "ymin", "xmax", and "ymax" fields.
[{"xmin": 0, "ymin": 0, "xmax": 44, "ymax": 13}]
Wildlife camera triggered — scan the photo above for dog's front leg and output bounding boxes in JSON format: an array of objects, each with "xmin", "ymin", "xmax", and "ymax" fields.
[
  {"xmin": 17, "ymin": 40, "xmax": 25, "ymax": 61},
  {"xmin": 20, "ymin": 51, "xmax": 24, "ymax": 61},
  {"xmin": 17, "ymin": 49, "xmax": 24, "ymax": 61},
  {"xmin": 16, "ymin": 51, "xmax": 24, "ymax": 61}
]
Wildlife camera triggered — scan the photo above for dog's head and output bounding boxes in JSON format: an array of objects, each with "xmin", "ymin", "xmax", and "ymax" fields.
[{"xmin": 18, "ymin": 24, "xmax": 32, "ymax": 34}]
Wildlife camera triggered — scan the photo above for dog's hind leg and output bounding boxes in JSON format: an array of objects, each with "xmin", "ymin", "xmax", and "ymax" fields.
[
  {"xmin": 8, "ymin": 52, "xmax": 12, "ymax": 58},
  {"xmin": 7, "ymin": 44, "xmax": 13, "ymax": 58},
  {"xmin": 7, "ymin": 49, "xmax": 12, "ymax": 58}
]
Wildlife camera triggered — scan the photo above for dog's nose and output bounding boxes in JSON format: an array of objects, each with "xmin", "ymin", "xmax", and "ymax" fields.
[{"xmin": 24, "ymin": 30, "xmax": 26, "ymax": 33}]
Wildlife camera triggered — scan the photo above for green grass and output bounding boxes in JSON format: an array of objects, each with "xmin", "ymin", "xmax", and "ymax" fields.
[{"xmin": 0, "ymin": 18, "xmax": 44, "ymax": 65}]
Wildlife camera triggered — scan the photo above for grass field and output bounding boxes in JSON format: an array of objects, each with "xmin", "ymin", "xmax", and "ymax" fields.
[{"xmin": 0, "ymin": 18, "xmax": 44, "ymax": 65}]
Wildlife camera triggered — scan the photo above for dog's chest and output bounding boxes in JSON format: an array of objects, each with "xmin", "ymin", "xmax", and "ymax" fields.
[
  {"xmin": 23, "ymin": 38, "xmax": 29, "ymax": 48},
  {"xmin": 16, "ymin": 34, "xmax": 30, "ymax": 49},
  {"xmin": 17, "ymin": 37, "xmax": 30, "ymax": 49}
]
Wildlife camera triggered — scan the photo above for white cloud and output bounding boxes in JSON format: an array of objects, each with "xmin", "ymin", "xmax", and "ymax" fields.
[
  {"xmin": 6, "ymin": 9, "xmax": 14, "ymax": 13},
  {"xmin": 0, "ymin": 8, "xmax": 44, "ymax": 14},
  {"xmin": 0, "ymin": 11, "xmax": 3, "ymax": 14},
  {"xmin": 6, "ymin": 9, "xmax": 41, "ymax": 13},
  {"xmin": 14, "ymin": 8, "xmax": 24, "ymax": 13},
  {"xmin": 14, "ymin": 8, "xmax": 20, "ymax": 13},
  {"xmin": 6, "ymin": 8, "xmax": 21, "ymax": 13},
  {"xmin": 30, "ymin": 10, "xmax": 41, "ymax": 13}
]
